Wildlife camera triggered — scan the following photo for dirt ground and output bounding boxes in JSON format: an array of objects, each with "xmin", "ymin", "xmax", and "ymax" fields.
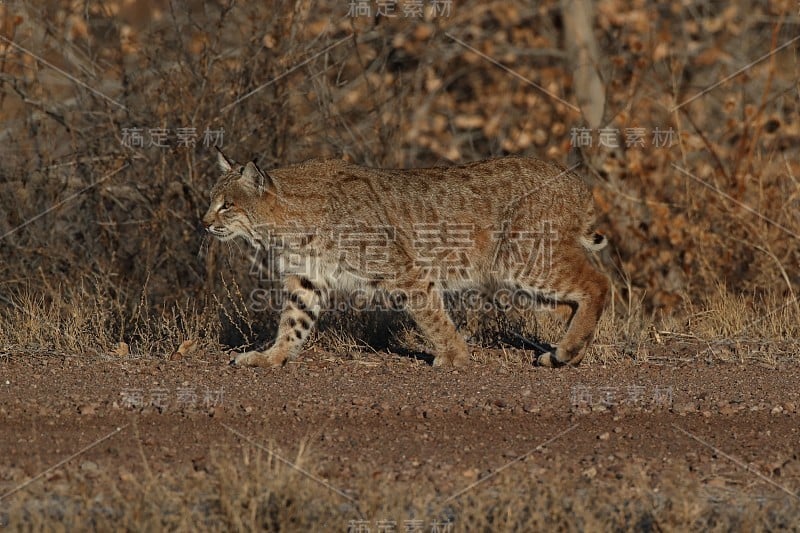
[{"xmin": 2, "ymin": 346, "xmax": 799, "ymax": 530}]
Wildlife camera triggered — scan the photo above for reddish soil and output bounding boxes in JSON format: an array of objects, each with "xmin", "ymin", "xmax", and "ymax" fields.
[{"xmin": 2, "ymin": 348, "xmax": 799, "ymax": 527}]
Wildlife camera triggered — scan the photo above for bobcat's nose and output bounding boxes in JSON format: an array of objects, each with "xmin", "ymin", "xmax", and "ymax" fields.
[{"xmin": 198, "ymin": 220, "xmax": 210, "ymax": 235}]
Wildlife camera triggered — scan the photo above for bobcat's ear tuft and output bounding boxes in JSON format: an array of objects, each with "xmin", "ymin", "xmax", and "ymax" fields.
[
  {"xmin": 216, "ymin": 147, "xmax": 235, "ymax": 172},
  {"xmin": 241, "ymin": 161, "xmax": 273, "ymax": 194}
]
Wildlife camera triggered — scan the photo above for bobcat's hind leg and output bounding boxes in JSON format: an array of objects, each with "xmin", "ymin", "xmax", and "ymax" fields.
[
  {"xmin": 232, "ymin": 275, "xmax": 322, "ymax": 368},
  {"xmin": 525, "ymin": 254, "xmax": 608, "ymax": 368}
]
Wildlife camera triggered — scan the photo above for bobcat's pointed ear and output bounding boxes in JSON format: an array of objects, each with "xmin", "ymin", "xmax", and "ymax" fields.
[
  {"xmin": 216, "ymin": 146, "xmax": 235, "ymax": 172},
  {"xmin": 241, "ymin": 161, "xmax": 274, "ymax": 194}
]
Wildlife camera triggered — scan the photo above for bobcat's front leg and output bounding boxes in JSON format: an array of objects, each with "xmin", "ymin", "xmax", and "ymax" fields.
[
  {"xmin": 232, "ymin": 275, "xmax": 322, "ymax": 367},
  {"xmin": 402, "ymin": 279, "xmax": 470, "ymax": 368}
]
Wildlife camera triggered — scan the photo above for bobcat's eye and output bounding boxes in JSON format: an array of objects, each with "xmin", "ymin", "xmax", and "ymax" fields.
[{"xmin": 219, "ymin": 201, "xmax": 234, "ymax": 212}]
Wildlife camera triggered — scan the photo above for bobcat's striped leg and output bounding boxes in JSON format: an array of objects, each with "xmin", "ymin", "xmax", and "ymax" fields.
[
  {"xmin": 403, "ymin": 281, "xmax": 470, "ymax": 368},
  {"xmin": 233, "ymin": 275, "xmax": 322, "ymax": 367}
]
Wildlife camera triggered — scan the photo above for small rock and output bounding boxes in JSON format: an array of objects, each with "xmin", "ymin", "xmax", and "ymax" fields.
[
  {"xmin": 674, "ymin": 402, "xmax": 696, "ymax": 414},
  {"xmin": 598, "ymin": 432, "xmax": 610, "ymax": 441},
  {"xmin": 78, "ymin": 404, "xmax": 96, "ymax": 416},
  {"xmin": 80, "ymin": 461, "xmax": 100, "ymax": 478}
]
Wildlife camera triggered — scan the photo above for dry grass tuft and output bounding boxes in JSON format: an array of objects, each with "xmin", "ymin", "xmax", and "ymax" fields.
[{"xmin": 4, "ymin": 445, "xmax": 798, "ymax": 531}]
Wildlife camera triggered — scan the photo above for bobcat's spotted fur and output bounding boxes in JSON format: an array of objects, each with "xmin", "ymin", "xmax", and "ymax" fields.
[{"xmin": 203, "ymin": 150, "xmax": 609, "ymax": 368}]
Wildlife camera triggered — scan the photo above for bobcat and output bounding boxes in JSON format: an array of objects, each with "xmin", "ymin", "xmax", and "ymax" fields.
[{"xmin": 202, "ymin": 149, "xmax": 609, "ymax": 368}]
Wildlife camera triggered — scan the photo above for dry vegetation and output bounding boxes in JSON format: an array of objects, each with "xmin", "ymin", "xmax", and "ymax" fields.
[
  {"xmin": 1, "ymin": 0, "xmax": 799, "ymax": 529},
  {"xmin": 7, "ymin": 449, "xmax": 799, "ymax": 531}
]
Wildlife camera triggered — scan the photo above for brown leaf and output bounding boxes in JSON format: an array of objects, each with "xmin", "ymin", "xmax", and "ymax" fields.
[
  {"xmin": 114, "ymin": 342, "xmax": 130, "ymax": 358},
  {"xmin": 170, "ymin": 339, "xmax": 198, "ymax": 361}
]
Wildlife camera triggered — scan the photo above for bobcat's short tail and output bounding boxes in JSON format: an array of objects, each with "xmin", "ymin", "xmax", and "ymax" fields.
[{"xmin": 580, "ymin": 231, "xmax": 608, "ymax": 252}]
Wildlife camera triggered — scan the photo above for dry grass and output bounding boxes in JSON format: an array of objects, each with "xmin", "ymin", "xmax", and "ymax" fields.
[{"xmin": 3, "ymin": 444, "xmax": 799, "ymax": 532}]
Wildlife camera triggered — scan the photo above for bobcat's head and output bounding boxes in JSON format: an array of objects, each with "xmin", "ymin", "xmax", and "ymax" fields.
[{"xmin": 202, "ymin": 149, "xmax": 274, "ymax": 245}]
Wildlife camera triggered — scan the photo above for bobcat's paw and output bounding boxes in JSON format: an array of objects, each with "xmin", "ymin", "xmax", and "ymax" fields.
[
  {"xmin": 537, "ymin": 346, "xmax": 586, "ymax": 367},
  {"xmin": 432, "ymin": 350, "xmax": 470, "ymax": 368},
  {"xmin": 229, "ymin": 350, "xmax": 288, "ymax": 368},
  {"xmin": 536, "ymin": 351, "xmax": 563, "ymax": 368}
]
